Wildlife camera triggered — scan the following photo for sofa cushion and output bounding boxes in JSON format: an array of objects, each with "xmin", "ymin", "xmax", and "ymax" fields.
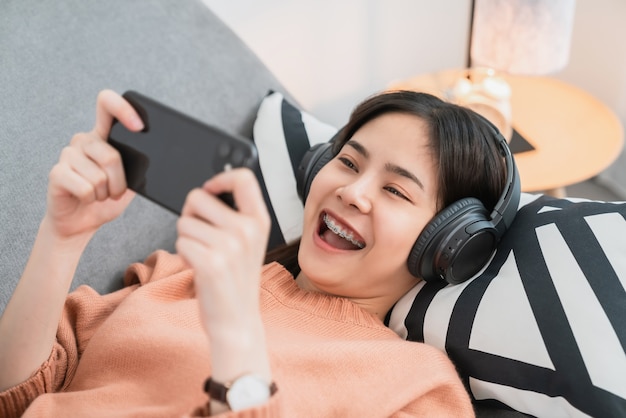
[
  {"xmin": 252, "ymin": 91, "xmax": 626, "ymax": 417},
  {"xmin": 0, "ymin": 0, "xmax": 293, "ymax": 308}
]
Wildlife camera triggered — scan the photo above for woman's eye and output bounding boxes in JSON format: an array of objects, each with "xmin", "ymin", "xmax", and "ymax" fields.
[
  {"xmin": 338, "ymin": 157, "xmax": 357, "ymax": 172},
  {"xmin": 384, "ymin": 186, "xmax": 410, "ymax": 201}
]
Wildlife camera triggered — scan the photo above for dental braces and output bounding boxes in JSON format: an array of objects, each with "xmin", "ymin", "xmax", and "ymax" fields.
[{"xmin": 323, "ymin": 214, "xmax": 365, "ymax": 249}]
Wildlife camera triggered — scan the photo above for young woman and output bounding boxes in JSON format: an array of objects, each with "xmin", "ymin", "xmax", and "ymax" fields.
[{"xmin": 0, "ymin": 89, "xmax": 506, "ymax": 417}]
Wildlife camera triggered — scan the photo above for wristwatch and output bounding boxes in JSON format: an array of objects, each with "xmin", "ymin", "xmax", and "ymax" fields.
[{"xmin": 205, "ymin": 374, "xmax": 277, "ymax": 411}]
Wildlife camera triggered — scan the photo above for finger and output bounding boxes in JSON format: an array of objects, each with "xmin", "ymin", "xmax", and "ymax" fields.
[
  {"xmin": 175, "ymin": 233, "xmax": 231, "ymax": 277},
  {"xmin": 203, "ymin": 168, "xmax": 269, "ymax": 224},
  {"xmin": 70, "ymin": 132, "xmax": 127, "ymax": 198},
  {"xmin": 48, "ymin": 162, "xmax": 98, "ymax": 205},
  {"xmin": 93, "ymin": 89, "xmax": 144, "ymax": 140},
  {"xmin": 180, "ymin": 186, "xmax": 270, "ymax": 266},
  {"xmin": 180, "ymin": 187, "xmax": 239, "ymax": 228},
  {"xmin": 179, "ymin": 188, "xmax": 267, "ymax": 262},
  {"xmin": 82, "ymin": 138, "xmax": 127, "ymax": 198},
  {"xmin": 177, "ymin": 215, "xmax": 214, "ymax": 244},
  {"xmin": 177, "ymin": 215, "xmax": 236, "ymax": 252},
  {"xmin": 59, "ymin": 146, "xmax": 109, "ymax": 201}
]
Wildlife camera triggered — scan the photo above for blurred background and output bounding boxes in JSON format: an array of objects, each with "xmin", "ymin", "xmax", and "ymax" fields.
[{"xmin": 203, "ymin": 0, "xmax": 625, "ymax": 201}]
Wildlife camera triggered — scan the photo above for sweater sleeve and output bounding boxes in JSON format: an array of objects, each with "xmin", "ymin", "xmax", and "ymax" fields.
[
  {"xmin": 0, "ymin": 281, "xmax": 137, "ymax": 417},
  {"xmin": 0, "ymin": 343, "xmax": 66, "ymax": 417}
]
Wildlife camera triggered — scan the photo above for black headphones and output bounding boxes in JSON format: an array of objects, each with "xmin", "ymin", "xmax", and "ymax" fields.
[{"xmin": 296, "ymin": 119, "xmax": 521, "ymax": 285}]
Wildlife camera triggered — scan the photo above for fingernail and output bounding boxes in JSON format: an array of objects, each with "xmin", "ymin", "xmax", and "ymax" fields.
[{"xmin": 130, "ymin": 115, "xmax": 144, "ymax": 131}]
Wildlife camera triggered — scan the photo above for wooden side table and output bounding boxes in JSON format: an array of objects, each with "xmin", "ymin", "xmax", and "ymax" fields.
[{"xmin": 390, "ymin": 69, "xmax": 624, "ymax": 197}]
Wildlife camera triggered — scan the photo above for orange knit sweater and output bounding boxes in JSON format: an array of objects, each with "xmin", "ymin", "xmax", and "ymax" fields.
[{"xmin": 0, "ymin": 250, "xmax": 474, "ymax": 417}]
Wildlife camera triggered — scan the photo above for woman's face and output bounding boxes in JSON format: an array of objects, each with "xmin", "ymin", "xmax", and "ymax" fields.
[{"xmin": 297, "ymin": 112, "xmax": 439, "ymax": 307}]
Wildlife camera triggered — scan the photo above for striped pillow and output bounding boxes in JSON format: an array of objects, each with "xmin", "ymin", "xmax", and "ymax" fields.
[
  {"xmin": 388, "ymin": 193, "xmax": 626, "ymax": 417},
  {"xmin": 253, "ymin": 91, "xmax": 337, "ymax": 249}
]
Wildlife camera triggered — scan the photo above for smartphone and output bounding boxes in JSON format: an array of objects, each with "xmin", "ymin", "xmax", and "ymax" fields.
[{"xmin": 108, "ymin": 90, "xmax": 258, "ymax": 215}]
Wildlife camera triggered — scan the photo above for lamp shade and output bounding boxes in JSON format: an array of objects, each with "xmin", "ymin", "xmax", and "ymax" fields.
[{"xmin": 470, "ymin": 0, "xmax": 576, "ymax": 75}]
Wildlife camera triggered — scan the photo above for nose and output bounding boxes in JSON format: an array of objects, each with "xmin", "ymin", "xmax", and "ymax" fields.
[{"xmin": 336, "ymin": 176, "xmax": 373, "ymax": 213}]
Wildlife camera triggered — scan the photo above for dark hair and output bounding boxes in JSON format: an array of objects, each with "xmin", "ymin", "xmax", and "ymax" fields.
[{"xmin": 266, "ymin": 90, "xmax": 508, "ymax": 276}]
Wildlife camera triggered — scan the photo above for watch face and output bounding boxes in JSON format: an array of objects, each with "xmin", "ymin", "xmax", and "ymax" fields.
[{"xmin": 227, "ymin": 375, "xmax": 271, "ymax": 411}]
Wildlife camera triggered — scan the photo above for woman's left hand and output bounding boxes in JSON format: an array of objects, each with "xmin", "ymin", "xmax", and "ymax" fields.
[{"xmin": 176, "ymin": 167, "xmax": 271, "ymax": 329}]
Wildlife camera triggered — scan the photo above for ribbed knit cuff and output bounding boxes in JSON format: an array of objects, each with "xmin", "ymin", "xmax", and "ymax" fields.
[{"xmin": 0, "ymin": 344, "xmax": 62, "ymax": 418}]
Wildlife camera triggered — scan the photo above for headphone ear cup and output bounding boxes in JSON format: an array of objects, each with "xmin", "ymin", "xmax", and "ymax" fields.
[
  {"xmin": 408, "ymin": 197, "xmax": 497, "ymax": 284},
  {"xmin": 296, "ymin": 142, "xmax": 335, "ymax": 202}
]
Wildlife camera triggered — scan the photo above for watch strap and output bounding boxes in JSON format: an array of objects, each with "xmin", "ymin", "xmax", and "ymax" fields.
[
  {"xmin": 205, "ymin": 376, "xmax": 278, "ymax": 404},
  {"xmin": 205, "ymin": 377, "xmax": 229, "ymax": 403}
]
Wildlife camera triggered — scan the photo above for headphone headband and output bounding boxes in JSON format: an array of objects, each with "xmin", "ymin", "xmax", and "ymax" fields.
[{"xmin": 487, "ymin": 122, "xmax": 521, "ymax": 236}]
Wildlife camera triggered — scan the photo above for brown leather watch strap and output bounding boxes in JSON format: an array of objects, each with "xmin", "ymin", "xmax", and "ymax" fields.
[{"xmin": 205, "ymin": 377, "xmax": 229, "ymax": 403}]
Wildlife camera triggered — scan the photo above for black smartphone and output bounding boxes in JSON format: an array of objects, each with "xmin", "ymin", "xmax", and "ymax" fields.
[{"xmin": 108, "ymin": 90, "xmax": 258, "ymax": 215}]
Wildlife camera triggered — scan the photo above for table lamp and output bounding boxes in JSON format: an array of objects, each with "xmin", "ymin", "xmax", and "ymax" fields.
[{"xmin": 450, "ymin": 0, "xmax": 576, "ymax": 140}]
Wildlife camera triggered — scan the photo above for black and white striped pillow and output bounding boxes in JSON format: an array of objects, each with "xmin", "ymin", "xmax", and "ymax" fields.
[
  {"xmin": 388, "ymin": 193, "xmax": 626, "ymax": 417},
  {"xmin": 253, "ymin": 91, "xmax": 337, "ymax": 249}
]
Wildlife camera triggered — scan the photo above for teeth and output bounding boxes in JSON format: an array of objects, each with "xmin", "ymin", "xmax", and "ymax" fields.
[{"xmin": 323, "ymin": 214, "xmax": 365, "ymax": 249}]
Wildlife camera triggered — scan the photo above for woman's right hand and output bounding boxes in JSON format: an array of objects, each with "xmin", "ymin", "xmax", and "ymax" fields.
[
  {"xmin": 44, "ymin": 90, "xmax": 145, "ymax": 240},
  {"xmin": 0, "ymin": 90, "xmax": 146, "ymax": 392}
]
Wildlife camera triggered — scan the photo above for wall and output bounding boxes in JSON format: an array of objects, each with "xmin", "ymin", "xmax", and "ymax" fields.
[
  {"xmin": 558, "ymin": 0, "xmax": 626, "ymax": 119},
  {"xmin": 203, "ymin": 0, "xmax": 471, "ymax": 127},
  {"xmin": 203, "ymin": 0, "xmax": 626, "ymax": 196},
  {"xmin": 557, "ymin": 0, "xmax": 626, "ymax": 197}
]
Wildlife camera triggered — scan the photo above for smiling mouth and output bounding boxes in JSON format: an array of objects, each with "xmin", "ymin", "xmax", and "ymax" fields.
[{"xmin": 318, "ymin": 213, "xmax": 366, "ymax": 250}]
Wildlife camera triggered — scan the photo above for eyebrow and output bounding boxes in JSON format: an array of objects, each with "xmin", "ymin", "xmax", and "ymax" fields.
[{"xmin": 346, "ymin": 140, "xmax": 425, "ymax": 190}]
